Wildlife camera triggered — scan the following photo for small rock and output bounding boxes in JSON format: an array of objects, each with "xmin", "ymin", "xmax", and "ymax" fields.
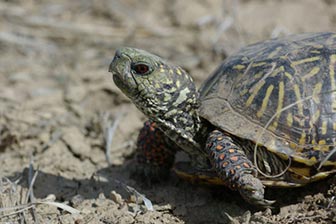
[
  {"xmin": 111, "ymin": 190, "xmax": 124, "ymax": 205},
  {"xmin": 153, "ymin": 204, "xmax": 172, "ymax": 211},
  {"xmin": 128, "ymin": 194, "xmax": 143, "ymax": 204},
  {"xmin": 45, "ymin": 194, "xmax": 56, "ymax": 201},
  {"xmin": 71, "ymin": 194, "xmax": 85, "ymax": 207},
  {"xmin": 128, "ymin": 202, "xmax": 140, "ymax": 214},
  {"xmin": 98, "ymin": 192, "xmax": 106, "ymax": 200}
]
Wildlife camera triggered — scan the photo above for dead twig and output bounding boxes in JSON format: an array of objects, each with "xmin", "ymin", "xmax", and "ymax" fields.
[
  {"xmin": 104, "ymin": 112, "xmax": 124, "ymax": 165},
  {"xmin": 0, "ymin": 204, "xmax": 35, "ymax": 219},
  {"xmin": 26, "ymin": 157, "xmax": 37, "ymax": 204},
  {"xmin": 327, "ymin": 195, "xmax": 335, "ymax": 209},
  {"xmin": 1, "ymin": 174, "xmax": 79, "ymax": 220},
  {"xmin": 0, "ymin": 200, "xmax": 80, "ymax": 219},
  {"xmin": 26, "ymin": 156, "xmax": 38, "ymax": 223},
  {"xmin": 115, "ymin": 179, "xmax": 154, "ymax": 212}
]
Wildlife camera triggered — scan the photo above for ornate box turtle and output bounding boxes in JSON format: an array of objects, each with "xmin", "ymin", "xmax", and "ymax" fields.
[{"xmin": 109, "ymin": 32, "xmax": 336, "ymax": 206}]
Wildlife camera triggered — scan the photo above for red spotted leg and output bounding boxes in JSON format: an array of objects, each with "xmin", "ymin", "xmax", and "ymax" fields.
[
  {"xmin": 131, "ymin": 120, "xmax": 180, "ymax": 183},
  {"xmin": 206, "ymin": 130, "xmax": 275, "ymax": 206}
]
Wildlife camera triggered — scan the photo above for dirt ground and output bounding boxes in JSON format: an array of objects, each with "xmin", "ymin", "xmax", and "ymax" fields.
[{"xmin": 0, "ymin": 0, "xmax": 336, "ymax": 223}]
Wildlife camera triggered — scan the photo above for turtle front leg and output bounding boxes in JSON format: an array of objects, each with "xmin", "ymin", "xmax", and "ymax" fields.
[
  {"xmin": 206, "ymin": 130, "xmax": 275, "ymax": 206},
  {"xmin": 131, "ymin": 120, "xmax": 179, "ymax": 183}
]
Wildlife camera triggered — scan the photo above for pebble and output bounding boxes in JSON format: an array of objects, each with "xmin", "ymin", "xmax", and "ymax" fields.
[{"xmin": 111, "ymin": 190, "xmax": 124, "ymax": 205}]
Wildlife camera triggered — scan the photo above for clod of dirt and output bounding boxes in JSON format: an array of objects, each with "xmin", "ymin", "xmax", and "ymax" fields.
[
  {"xmin": 0, "ymin": 125, "xmax": 18, "ymax": 152},
  {"xmin": 61, "ymin": 126, "xmax": 92, "ymax": 160}
]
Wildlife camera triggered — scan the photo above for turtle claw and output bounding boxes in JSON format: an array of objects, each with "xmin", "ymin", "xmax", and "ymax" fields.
[
  {"xmin": 249, "ymin": 196, "xmax": 276, "ymax": 207},
  {"xmin": 260, "ymin": 199, "xmax": 276, "ymax": 207},
  {"xmin": 239, "ymin": 174, "xmax": 275, "ymax": 207}
]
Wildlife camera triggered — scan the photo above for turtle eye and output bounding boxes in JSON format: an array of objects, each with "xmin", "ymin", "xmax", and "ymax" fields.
[{"xmin": 132, "ymin": 63, "xmax": 150, "ymax": 75}]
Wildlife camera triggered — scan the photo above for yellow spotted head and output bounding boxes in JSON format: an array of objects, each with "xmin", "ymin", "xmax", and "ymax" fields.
[{"xmin": 109, "ymin": 48, "xmax": 199, "ymax": 126}]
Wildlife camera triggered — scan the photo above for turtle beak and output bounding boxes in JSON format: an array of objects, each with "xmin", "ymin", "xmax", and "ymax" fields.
[
  {"xmin": 109, "ymin": 49, "xmax": 139, "ymax": 98},
  {"xmin": 109, "ymin": 49, "xmax": 122, "ymax": 73},
  {"xmin": 108, "ymin": 63, "xmax": 113, "ymax": 73}
]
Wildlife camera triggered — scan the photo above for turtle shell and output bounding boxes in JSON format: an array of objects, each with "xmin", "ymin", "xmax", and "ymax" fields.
[{"xmin": 199, "ymin": 32, "xmax": 336, "ymax": 168}]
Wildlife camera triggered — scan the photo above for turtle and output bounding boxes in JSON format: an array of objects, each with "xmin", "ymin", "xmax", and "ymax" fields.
[{"xmin": 108, "ymin": 32, "xmax": 336, "ymax": 206}]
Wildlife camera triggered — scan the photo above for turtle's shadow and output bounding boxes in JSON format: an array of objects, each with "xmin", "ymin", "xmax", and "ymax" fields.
[{"xmin": 4, "ymin": 160, "xmax": 333, "ymax": 222}]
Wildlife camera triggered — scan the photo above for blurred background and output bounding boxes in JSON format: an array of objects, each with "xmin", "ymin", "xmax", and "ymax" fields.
[{"xmin": 0, "ymin": 0, "xmax": 335, "ymax": 223}]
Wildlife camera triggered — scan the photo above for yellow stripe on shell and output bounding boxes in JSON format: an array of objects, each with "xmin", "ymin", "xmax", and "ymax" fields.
[
  {"xmin": 301, "ymin": 67, "xmax": 320, "ymax": 81},
  {"xmin": 332, "ymin": 100, "xmax": 336, "ymax": 113},
  {"xmin": 257, "ymin": 84, "xmax": 274, "ymax": 118},
  {"xmin": 317, "ymin": 140, "xmax": 330, "ymax": 152},
  {"xmin": 321, "ymin": 121, "xmax": 328, "ymax": 135},
  {"xmin": 239, "ymin": 88, "xmax": 248, "ymax": 96},
  {"xmin": 320, "ymin": 146, "xmax": 331, "ymax": 152},
  {"xmin": 254, "ymin": 72, "xmax": 263, "ymax": 79},
  {"xmin": 268, "ymin": 46, "xmax": 282, "ymax": 58},
  {"xmin": 287, "ymin": 113, "xmax": 293, "ymax": 127},
  {"xmin": 310, "ymin": 50, "xmax": 320, "ymax": 54},
  {"xmin": 276, "ymin": 81, "xmax": 285, "ymax": 118},
  {"xmin": 299, "ymin": 132, "xmax": 306, "ymax": 145},
  {"xmin": 292, "ymin": 56, "xmax": 320, "ymax": 66},
  {"xmin": 329, "ymin": 55, "xmax": 336, "ymax": 91},
  {"xmin": 329, "ymin": 55, "xmax": 336, "ymax": 111},
  {"xmin": 252, "ymin": 62, "xmax": 267, "ymax": 67},
  {"xmin": 318, "ymin": 139, "xmax": 326, "ymax": 145},
  {"xmin": 284, "ymin": 72, "xmax": 293, "ymax": 79},
  {"xmin": 312, "ymin": 82, "xmax": 322, "ymax": 103},
  {"xmin": 311, "ymin": 110, "xmax": 320, "ymax": 124},
  {"xmin": 233, "ymin": 64, "xmax": 246, "ymax": 70},
  {"xmin": 245, "ymin": 64, "xmax": 277, "ymax": 108},
  {"xmin": 293, "ymin": 84, "xmax": 303, "ymax": 115},
  {"xmin": 289, "ymin": 166, "xmax": 311, "ymax": 177},
  {"xmin": 271, "ymin": 81, "xmax": 285, "ymax": 130},
  {"xmin": 331, "ymin": 101, "xmax": 336, "ymax": 113},
  {"xmin": 245, "ymin": 80, "xmax": 265, "ymax": 107}
]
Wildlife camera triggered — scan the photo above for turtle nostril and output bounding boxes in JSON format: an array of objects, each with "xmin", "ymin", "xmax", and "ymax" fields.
[{"xmin": 114, "ymin": 49, "xmax": 122, "ymax": 59}]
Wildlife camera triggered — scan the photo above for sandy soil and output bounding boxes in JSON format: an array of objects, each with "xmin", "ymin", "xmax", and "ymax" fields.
[{"xmin": 0, "ymin": 0, "xmax": 336, "ymax": 223}]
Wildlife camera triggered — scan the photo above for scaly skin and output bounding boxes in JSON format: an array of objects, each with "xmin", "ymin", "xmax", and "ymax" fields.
[
  {"xmin": 132, "ymin": 120, "xmax": 179, "ymax": 183},
  {"xmin": 109, "ymin": 47, "xmax": 274, "ymax": 206},
  {"xmin": 206, "ymin": 130, "xmax": 275, "ymax": 206}
]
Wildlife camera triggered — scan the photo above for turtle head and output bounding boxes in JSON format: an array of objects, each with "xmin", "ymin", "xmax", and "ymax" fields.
[{"xmin": 109, "ymin": 47, "xmax": 200, "ymax": 135}]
